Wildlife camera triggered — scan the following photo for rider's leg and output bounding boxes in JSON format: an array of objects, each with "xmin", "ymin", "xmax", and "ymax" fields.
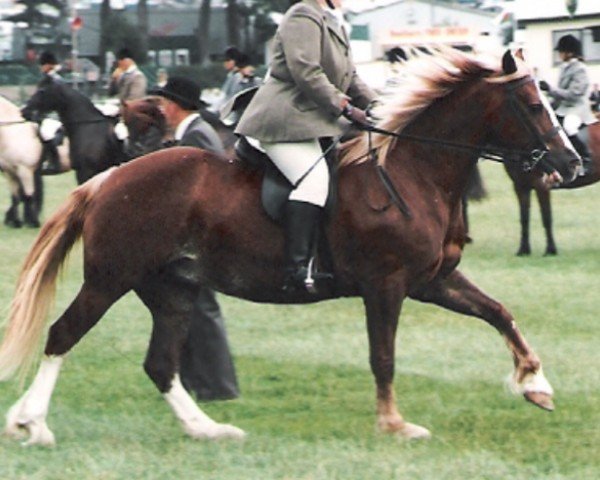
[
  {"xmin": 262, "ymin": 139, "xmax": 331, "ymax": 292},
  {"xmin": 41, "ymin": 140, "xmax": 61, "ymax": 174}
]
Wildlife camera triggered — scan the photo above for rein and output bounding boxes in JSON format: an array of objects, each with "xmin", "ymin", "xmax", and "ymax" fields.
[
  {"xmin": 361, "ymin": 76, "xmax": 559, "ymax": 218},
  {"xmin": 0, "ymin": 120, "xmax": 28, "ymax": 126}
]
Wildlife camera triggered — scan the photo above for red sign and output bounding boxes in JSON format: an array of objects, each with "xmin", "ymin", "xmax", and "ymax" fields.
[{"xmin": 71, "ymin": 16, "xmax": 83, "ymax": 31}]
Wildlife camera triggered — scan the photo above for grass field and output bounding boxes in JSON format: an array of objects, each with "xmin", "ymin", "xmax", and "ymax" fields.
[{"xmin": 0, "ymin": 163, "xmax": 598, "ymax": 479}]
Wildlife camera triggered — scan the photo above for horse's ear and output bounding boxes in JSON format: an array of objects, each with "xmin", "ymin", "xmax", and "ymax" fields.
[
  {"xmin": 514, "ymin": 48, "xmax": 525, "ymax": 61},
  {"xmin": 502, "ymin": 50, "xmax": 518, "ymax": 75}
]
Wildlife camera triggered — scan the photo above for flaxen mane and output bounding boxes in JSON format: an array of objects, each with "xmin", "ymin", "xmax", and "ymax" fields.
[{"xmin": 340, "ymin": 48, "xmax": 530, "ymax": 167}]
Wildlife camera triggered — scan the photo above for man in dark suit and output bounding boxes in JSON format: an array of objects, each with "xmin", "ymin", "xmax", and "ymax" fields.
[{"xmin": 150, "ymin": 76, "xmax": 239, "ymax": 401}]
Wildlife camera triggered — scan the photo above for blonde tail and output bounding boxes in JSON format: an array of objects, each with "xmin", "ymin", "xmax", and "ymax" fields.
[{"xmin": 0, "ymin": 168, "xmax": 114, "ymax": 381}]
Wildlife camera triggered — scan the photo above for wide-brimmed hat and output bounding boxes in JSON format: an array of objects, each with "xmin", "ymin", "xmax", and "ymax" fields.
[
  {"xmin": 555, "ymin": 34, "xmax": 582, "ymax": 55},
  {"xmin": 149, "ymin": 76, "xmax": 202, "ymax": 110},
  {"xmin": 39, "ymin": 51, "xmax": 58, "ymax": 66}
]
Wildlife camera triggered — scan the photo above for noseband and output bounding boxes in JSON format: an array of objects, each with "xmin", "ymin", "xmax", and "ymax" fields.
[{"xmin": 501, "ymin": 76, "xmax": 561, "ymax": 173}]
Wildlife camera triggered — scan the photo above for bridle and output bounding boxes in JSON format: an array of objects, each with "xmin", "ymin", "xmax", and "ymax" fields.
[
  {"xmin": 361, "ymin": 75, "xmax": 563, "ymax": 218},
  {"xmin": 366, "ymin": 76, "xmax": 559, "ymax": 170}
]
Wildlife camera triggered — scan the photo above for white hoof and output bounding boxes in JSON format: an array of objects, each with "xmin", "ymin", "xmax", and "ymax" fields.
[
  {"xmin": 396, "ymin": 422, "xmax": 431, "ymax": 440},
  {"xmin": 184, "ymin": 420, "xmax": 246, "ymax": 441},
  {"xmin": 21, "ymin": 421, "xmax": 56, "ymax": 447}
]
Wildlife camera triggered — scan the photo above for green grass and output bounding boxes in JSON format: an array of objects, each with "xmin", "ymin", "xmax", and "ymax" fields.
[{"xmin": 0, "ymin": 164, "xmax": 599, "ymax": 479}]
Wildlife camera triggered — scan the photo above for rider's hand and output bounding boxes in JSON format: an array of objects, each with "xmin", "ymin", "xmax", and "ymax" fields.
[
  {"xmin": 538, "ymin": 80, "xmax": 550, "ymax": 92},
  {"xmin": 342, "ymin": 104, "xmax": 370, "ymax": 128}
]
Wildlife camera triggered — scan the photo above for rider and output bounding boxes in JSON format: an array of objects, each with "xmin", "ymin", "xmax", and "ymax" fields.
[
  {"xmin": 22, "ymin": 51, "xmax": 65, "ymax": 174},
  {"xmin": 108, "ymin": 48, "xmax": 147, "ymax": 101},
  {"xmin": 235, "ymin": 0, "xmax": 377, "ymax": 293},
  {"xmin": 539, "ymin": 34, "xmax": 596, "ymax": 173}
]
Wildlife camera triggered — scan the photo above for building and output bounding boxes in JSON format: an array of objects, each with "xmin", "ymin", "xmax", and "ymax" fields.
[
  {"xmin": 513, "ymin": 0, "xmax": 600, "ymax": 82},
  {"xmin": 346, "ymin": 0, "xmax": 502, "ymax": 62}
]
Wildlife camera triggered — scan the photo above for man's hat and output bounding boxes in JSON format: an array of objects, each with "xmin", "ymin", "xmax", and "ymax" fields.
[
  {"xmin": 555, "ymin": 34, "xmax": 582, "ymax": 56},
  {"xmin": 116, "ymin": 48, "xmax": 134, "ymax": 60},
  {"xmin": 150, "ymin": 76, "xmax": 202, "ymax": 110},
  {"xmin": 39, "ymin": 51, "xmax": 58, "ymax": 66}
]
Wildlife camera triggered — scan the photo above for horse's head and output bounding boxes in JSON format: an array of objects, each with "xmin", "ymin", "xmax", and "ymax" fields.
[
  {"xmin": 483, "ymin": 50, "xmax": 581, "ymax": 184},
  {"xmin": 21, "ymin": 78, "xmax": 63, "ymax": 121},
  {"xmin": 121, "ymin": 97, "xmax": 168, "ymax": 140}
]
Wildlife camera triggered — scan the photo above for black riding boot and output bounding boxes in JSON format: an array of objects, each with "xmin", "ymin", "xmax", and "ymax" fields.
[
  {"xmin": 283, "ymin": 200, "xmax": 332, "ymax": 293},
  {"xmin": 41, "ymin": 140, "xmax": 61, "ymax": 174},
  {"xmin": 568, "ymin": 134, "xmax": 592, "ymax": 175}
]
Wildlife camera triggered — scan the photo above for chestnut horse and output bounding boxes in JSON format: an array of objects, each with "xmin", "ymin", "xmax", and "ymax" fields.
[
  {"xmin": 504, "ymin": 120, "xmax": 599, "ymax": 255},
  {"xmin": 0, "ymin": 50, "xmax": 580, "ymax": 446}
]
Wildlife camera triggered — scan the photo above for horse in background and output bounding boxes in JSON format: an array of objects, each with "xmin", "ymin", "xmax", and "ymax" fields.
[
  {"xmin": 504, "ymin": 121, "xmax": 599, "ymax": 255},
  {"xmin": 0, "ymin": 50, "xmax": 580, "ymax": 446},
  {"xmin": 0, "ymin": 96, "xmax": 70, "ymax": 228},
  {"xmin": 21, "ymin": 81, "xmax": 146, "ymax": 185}
]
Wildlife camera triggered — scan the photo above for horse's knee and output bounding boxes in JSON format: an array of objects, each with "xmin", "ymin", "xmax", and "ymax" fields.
[{"xmin": 143, "ymin": 356, "xmax": 176, "ymax": 393}]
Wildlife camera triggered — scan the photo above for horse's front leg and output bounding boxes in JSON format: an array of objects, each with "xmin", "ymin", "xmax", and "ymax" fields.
[
  {"xmin": 413, "ymin": 269, "xmax": 554, "ymax": 411},
  {"xmin": 362, "ymin": 285, "xmax": 431, "ymax": 440},
  {"xmin": 534, "ymin": 187, "xmax": 557, "ymax": 255}
]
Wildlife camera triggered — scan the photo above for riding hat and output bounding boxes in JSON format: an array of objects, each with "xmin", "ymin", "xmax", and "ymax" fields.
[
  {"xmin": 39, "ymin": 51, "xmax": 58, "ymax": 66},
  {"xmin": 116, "ymin": 47, "xmax": 134, "ymax": 60},
  {"xmin": 223, "ymin": 46, "xmax": 241, "ymax": 62},
  {"xmin": 150, "ymin": 76, "xmax": 202, "ymax": 110},
  {"xmin": 555, "ymin": 34, "xmax": 582, "ymax": 56}
]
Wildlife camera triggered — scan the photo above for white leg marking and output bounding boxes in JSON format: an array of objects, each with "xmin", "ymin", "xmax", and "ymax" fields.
[
  {"xmin": 164, "ymin": 374, "xmax": 245, "ymax": 440},
  {"xmin": 5, "ymin": 356, "xmax": 63, "ymax": 446},
  {"xmin": 507, "ymin": 367, "xmax": 554, "ymax": 396}
]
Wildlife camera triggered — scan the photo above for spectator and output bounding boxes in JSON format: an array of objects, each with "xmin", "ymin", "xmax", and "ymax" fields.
[{"xmin": 149, "ymin": 76, "xmax": 239, "ymax": 401}]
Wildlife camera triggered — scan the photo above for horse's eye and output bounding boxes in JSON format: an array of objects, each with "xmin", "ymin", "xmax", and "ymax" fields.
[{"xmin": 528, "ymin": 103, "xmax": 543, "ymax": 114}]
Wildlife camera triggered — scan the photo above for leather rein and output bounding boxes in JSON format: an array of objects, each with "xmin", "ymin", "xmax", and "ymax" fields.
[{"xmin": 363, "ymin": 76, "xmax": 562, "ymax": 219}]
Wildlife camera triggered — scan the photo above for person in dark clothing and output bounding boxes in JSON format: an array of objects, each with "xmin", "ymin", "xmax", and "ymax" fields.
[
  {"xmin": 21, "ymin": 51, "xmax": 65, "ymax": 174},
  {"xmin": 150, "ymin": 76, "xmax": 239, "ymax": 400}
]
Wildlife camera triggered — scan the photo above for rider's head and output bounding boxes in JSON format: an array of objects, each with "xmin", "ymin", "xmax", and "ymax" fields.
[
  {"xmin": 115, "ymin": 48, "xmax": 135, "ymax": 70},
  {"xmin": 555, "ymin": 34, "xmax": 582, "ymax": 60},
  {"xmin": 39, "ymin": 51, "xmax": 58, "ymax": 74},
  {"xmin": 223, "ymin": 46, "xmax": 241, "ymax": 72},
  {"xmin": 149, "ymin": 76, "xmax": 203, "ymax": 128}
]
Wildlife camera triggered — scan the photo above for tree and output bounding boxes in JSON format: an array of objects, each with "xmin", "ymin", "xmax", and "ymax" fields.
[
  {"xmin": 226, "ymin": 0, "xmax": 240, "ymax": 48},
  {"xmin": 138, "ymin": 0, "xmax": 149, "ymax": 60},
  {"xmin": 197, "ymin": 0, "xmax": 212, "ymax": 65},
  {"xmin": 4, "ymin": 0, "xmax": 68, "ymax": 52},
  {"xmin": 99, "ymin": 0, "xmax": 111, "ymax": 71}
]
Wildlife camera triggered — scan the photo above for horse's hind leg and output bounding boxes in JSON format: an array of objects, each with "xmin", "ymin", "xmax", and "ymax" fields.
[
  {"xmin": 4, "ymin": 194, "xmax": 22, "ymax": 228},
  {"xmin": 5, "ymin": 282, "xmax": 121, "ymax": 446},
  {"xmin": 136, "ymin": 278, "xmax": 245, "ymax": 440},
  {"xmin": 414, "ymin": 270, "xmax": 554, "ymax": 411}
]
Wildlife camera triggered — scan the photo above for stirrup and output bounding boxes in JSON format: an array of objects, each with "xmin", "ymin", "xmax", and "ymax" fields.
[{"xmin": 283, "ymin": 259, "xmax": 333, "ymax": 294}]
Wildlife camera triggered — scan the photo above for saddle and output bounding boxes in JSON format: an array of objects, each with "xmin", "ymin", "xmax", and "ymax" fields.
[{"xmin": 234, "ymin": 135, "xmax": 337, "ymax": 224}]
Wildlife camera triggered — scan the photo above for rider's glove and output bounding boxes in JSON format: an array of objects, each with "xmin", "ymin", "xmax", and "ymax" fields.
[
  {"xmin": 538, "ymin": 80, "xmax": 550, "ymax": 92},
  {"xmin": 342, "ymin": 104, "xmax": 370, "ymax": 128}
]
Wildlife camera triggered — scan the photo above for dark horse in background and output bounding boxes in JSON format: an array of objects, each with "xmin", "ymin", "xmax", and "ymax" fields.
[
  {"xmin": 504, "ymin": 120, "xmax": 599, "ymax": 255},
  {"xmin": 0, "ymin": 50, "xmax": 580, "ymax": 446},
  {"xmin": 20, "ymin": 81, "xmax": 163, "ymax": 185}
]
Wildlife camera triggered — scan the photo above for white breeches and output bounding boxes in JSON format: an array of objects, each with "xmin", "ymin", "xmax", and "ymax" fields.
[{"xmin": 261, "ymin": 139, "xmax": 329, "ymax": 207}]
